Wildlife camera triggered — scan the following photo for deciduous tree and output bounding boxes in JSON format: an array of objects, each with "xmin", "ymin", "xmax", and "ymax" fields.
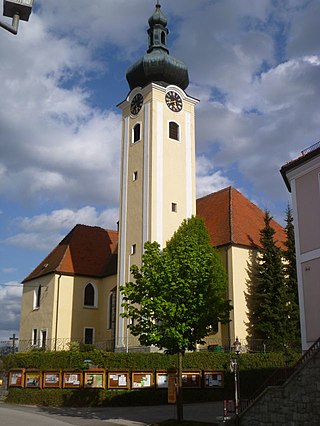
[{"xmin": 121, "ymin": 216, "xmax": 231, "ymax": 420}]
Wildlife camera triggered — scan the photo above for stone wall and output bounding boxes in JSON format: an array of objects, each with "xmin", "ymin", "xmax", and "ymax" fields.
[{"xmin": 239, "ymin": 350, "xmax": 320, "ymax": 425}]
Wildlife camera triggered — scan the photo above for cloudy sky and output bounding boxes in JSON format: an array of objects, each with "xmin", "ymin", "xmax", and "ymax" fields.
[{"xmin": 0, "ymin": 0, "xmax": 319, "ymax": 342}]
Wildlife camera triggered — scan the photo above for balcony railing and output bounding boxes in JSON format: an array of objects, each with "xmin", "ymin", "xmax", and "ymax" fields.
[
  {"xmin": 0, "ymin": 337, "xmax": 301, "ymax": 354},
  {"xmin": 301, "ymin": 140, "xmax": 320, "ymax": 156}
]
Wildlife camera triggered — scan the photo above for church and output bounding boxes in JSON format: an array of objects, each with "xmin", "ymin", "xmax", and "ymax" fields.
[{"xmin": 18, "ymin": 4, "xmax": 285, "ymax": 352}]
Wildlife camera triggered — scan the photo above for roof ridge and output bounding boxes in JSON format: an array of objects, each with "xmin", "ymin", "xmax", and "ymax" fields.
[{"xmin": 197, "ymin": 186, "xmax": 233, "ymax": 202}]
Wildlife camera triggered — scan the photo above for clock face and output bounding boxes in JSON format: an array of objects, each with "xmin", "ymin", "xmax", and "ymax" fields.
[
  {"xmin": 130, "ymin": 93, "xmax": 143, "ymax": 115},
  {"xmin": 165, "ymin": 91, "xmax": 183, "ymax": 112}
]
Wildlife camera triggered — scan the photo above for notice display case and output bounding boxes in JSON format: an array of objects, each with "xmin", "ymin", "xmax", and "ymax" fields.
[
  {"xmin": 107, "ymin": 371, "xmax": 129, "ymax": 389},
  {"xmin": 84, "ymin": 370, "xmax": 105, "ymax": 389},
  {"xmin": 8, "ymin": 369, "xmax": 25, "ymax": 387},
  {"xmin": 25, "ymin": 370, "xmax": 41, "ymax": 388},
  {"xmin": 132, "ymin": 371, "xmax": 154, "ymax": 388},
  {"xmin": 156, "ymin": 371, "xmax": 169, "ymax": 388},
  {"xmin": 182, "ymin": 371, "xmax": 201, "ymax": 388},
  {"xmin": 43, "ymin": 371, "xmax": 62, "ymax": 388},
  {"xmin": 63, "ymin": 371, "xmax": 83, "ymax": 388},
  {"xmin": 204, "ymin": 371, "xmax": 224, "ymax": 388}
]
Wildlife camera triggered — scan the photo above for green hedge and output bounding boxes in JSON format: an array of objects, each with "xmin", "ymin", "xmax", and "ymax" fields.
[
  {"xmin": 1, "ymin": 350, "xmax": 297, "ymax": 371},
  {"xmin": 1, "ymin": 350, "xmax": 300, "ymax": 406}
]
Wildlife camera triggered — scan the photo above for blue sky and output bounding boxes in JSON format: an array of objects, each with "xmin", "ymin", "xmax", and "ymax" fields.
[{"xmin": 0, "ymin": 0, "xmax": 320, "ymax": 342}]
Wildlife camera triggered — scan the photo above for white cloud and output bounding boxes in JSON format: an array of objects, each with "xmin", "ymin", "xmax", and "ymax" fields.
[
  {"xmin": 4, "ymin": 206, "xmax": 118, "ymax": 251},
  {"xmin": 0, "ymin": 283, "xmax": 22, "ymax": 342},
  {"xmin": 196, "ymin": 155, "xmax": 233, "ymax": 198}
]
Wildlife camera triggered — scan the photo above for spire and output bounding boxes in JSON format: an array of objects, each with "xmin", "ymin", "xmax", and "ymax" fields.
[
  {"xmin": 126, "ymin": 3, "xmax": 189, "ymax": 91},
  {"xmin": 147, "ymin": 2, "xmax": 168, "ymax": 53}
]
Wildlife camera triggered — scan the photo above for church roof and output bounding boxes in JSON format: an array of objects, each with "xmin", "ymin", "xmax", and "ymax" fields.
[
  {"xmin": 196, "ymin": 186, "xmax": 286, "ymax": 249},
  {"xmin": 22, "ymin": 187, "xmax": 286, "ymax": 283},
  {"xmin": 22, "ymin": 224, "xmax": 118, "ymax": 283}
]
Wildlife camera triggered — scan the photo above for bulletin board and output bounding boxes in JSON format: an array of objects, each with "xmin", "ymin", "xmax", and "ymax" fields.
[
  {"xmin": 25, "ymin": 370, "xmax": 42, "ymax": 388},
  {"xmin": 8, "ymin": 369, "xmax": 25, "ymax": 388},
  {"xmin": 204, "ymin": 371, "xmax": 224, "ymax": 388},
  {"xmin": 43, "ymin": 371, "xmax": 62, "ymax": 388},
  {"xmin": 84, "ymin": 370, "xmax": 105, "ymax": 389},
  {"xmin": 132, "ymin": 371, "xmax": 154, "ymax": 388},
  {"xmin": 182, "ymin": 371, "xmax": 201, "ymax": 388},
  {"xmin": 108, "ymin": 372, "xmax": 129, "ymax": 389},
  {"xmin": 156, "ymin": 371, "xmax": 169, "ymax": 388},
  {"xmin": 63, "ymin": 371, "xmax": 83, "ymax": 388}
]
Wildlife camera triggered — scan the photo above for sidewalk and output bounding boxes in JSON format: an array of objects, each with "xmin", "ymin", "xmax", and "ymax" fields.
[{"xmin": 1, "ymin": 401, "xmax": 225, "ymax": 425}]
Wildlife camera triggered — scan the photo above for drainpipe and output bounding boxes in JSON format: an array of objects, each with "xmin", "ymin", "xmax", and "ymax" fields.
[{"xmin": 54, "ymin": 274, "xmax": 61, "ymax": 351}]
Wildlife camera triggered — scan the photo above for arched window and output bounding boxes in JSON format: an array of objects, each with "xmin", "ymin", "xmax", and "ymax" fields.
[
  {"xmin": 169, "ymin": 121, "xmax": 179, "ymax": 141},
  {"xmin": 84, "ymin": 283, "xmax": 96, "ymax": 307},
  {"xmin": 107, "ymin": 290, "xmax": 116, "ymax": 330},
  {"xmin": 133, "ymin": 123, "xmax": 141, "ymax": 143}
]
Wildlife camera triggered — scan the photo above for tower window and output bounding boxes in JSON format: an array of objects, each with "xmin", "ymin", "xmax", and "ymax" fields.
[
  {"xmin": 172, "ymin": 203, "xmax": 178, "ymax": 213},
  {"xmin": 131, "ymin": 244, "xmax": 136, "ymax": 255},
  {"xmin": 169, "ymin": 121, "xmax": 179, "ymax": 141},
  {"xmin": 133, "ymin": 123, "xmax": 141, "ymax": 143},
  {"xmin": 161, "ymin": 31, "xmax": 166, "ymax": 45},
  {"xmin": 133, "ymin": 171, "xmax": 138, "ymax": 181},
  {"xmin": 84, "ymin": 283, "xmax": 97, "ymax": 307}
]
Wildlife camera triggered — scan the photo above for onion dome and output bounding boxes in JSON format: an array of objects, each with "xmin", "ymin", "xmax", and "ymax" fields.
[{"xmin": 126, "ymin": 2, "xmax": 189, "ymax": 91}]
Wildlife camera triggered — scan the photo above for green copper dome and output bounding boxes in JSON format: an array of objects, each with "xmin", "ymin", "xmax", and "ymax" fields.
[{"xmin": 126, "ymin": 3, "xmax": 189, "ymax": 91}]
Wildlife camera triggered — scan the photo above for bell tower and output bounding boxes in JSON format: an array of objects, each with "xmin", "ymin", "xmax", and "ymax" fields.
[{"xmin": 116, "ymin": 3, "xmax": 198, "ymax": 350}]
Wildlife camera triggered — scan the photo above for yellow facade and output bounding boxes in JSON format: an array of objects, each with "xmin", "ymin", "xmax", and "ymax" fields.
[
  {"xmin": 19, "ymin": 273, "xmax": 117, "ymax": 351},
  {"xmin": 116, "ymin": 83, "xmax": 198, "ymax": 350}
]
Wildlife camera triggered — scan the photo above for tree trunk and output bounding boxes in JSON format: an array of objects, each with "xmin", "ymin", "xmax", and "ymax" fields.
[{"xmin": 176, "ymin": 350, "xmax": 184, "ymax": 422}]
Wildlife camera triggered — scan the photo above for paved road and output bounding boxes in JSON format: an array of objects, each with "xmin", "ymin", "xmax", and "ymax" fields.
[{"xmin": 0, "ymin": 401, "xmax": 224, "ymax": 425}]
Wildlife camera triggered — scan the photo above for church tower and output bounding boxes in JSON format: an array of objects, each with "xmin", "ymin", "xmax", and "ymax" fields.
[{"xmin": 116, "ymin": 3, "xmax": 198, "ymax": 350}]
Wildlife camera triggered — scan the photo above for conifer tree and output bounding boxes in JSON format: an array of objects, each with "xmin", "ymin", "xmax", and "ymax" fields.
[
  {"xmin": 246, "ymin": 210, "xmax": 287, "ymax": 350},
  {"xmin": 283, "ymin": 205, "xmax": 301, "ymax": 349}
]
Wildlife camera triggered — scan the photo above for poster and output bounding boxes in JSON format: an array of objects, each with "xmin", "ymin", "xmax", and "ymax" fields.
[
  {"xmin": 204, "ymin": 371, "xmax": 224, "ymax": 388},
  {"xmin": 108, "ymin": 373, "xmax": 129, "ymax": 388},
  {"xmin": 181, "ymin": 372, "xmax": 201, "ymax": 388},
  {"xmin": 132, "ymin": 372, "xmax": 153, "ymax": 388},
  {"xmin": 9, "ymin": 371, "xmax": 23, "ymax": 387},
  {"xmin": 156, "ymin": 372, "xmax": 168, "ymax": 388},
  {"xmin": 43, "ymin": 372, "xmax": 61, "ymax": 388},
  {"xmin": 84, "ymin": 372, "xmax": 104, "ymax": 388},
  {"xmin": 63, "ymin": 372, "xmax": 82, "ymax": 388},
  {"xmin": 26, "ymin": 372, "xmax": 41, "ymax": 388}
]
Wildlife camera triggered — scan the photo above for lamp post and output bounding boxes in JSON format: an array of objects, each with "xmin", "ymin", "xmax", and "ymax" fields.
[
  {"xmin": 0, "ymin": 0, "xmax": 34, "ymax": 35},
  {"xmin": 230, "ymin": 339, "xmax": 241, "ymax": 416}
]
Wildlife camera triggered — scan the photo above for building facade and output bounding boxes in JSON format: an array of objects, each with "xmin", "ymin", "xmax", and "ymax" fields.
[
  {"xmin": 281, "ymin": 142, "xmax": 320, "ymax": 351},
  {"xmin": 115, "ymin": 3, "xmax": 198, "ymax": 350},
  {"xmin": 19, "ymin": 4, "xmax": 286, "ymax": 352}
]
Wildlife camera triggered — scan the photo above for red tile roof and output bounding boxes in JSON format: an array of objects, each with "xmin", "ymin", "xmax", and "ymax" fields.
[
  {"xmin": 196, "ymin": 187, "xmax": 286, "ymax": 249},
  {"xmin": 23, "ymin": 187, "xmax": 286, "ymax": 283},
  {"xmin": 22, "ymin": 224, "xmax": 118, "ymax": 283}
]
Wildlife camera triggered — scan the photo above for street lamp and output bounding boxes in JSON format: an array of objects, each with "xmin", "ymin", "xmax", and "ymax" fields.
[
  {"xmin": 230, "ymin": 358, "xmax": 239, "ymax": 416},
  {"xmin": 0, "ymin": 0, "xmax": 34, "ymax": 35}
]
